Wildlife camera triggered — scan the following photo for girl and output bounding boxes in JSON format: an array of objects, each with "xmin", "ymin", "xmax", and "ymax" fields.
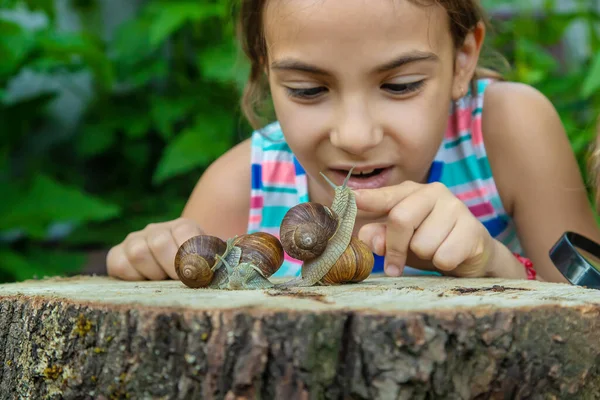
[{"xmin": 106, "ymin": 0, "xmax": 600, "ymax": 283}]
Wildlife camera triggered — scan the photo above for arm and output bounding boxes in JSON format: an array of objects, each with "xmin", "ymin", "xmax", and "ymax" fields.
[
  {"xmin": 181, "ymin": 138, "xmax": 252, "ymax": 240},
  {"xmin": 482, "ymin": 81, "xmax": 600, "ymax": 282}
]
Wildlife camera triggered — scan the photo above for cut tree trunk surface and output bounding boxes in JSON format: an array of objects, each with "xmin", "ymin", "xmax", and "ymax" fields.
[{"xmin": 0, "ymin": 275, "xmax": 598, "ymax": 400}]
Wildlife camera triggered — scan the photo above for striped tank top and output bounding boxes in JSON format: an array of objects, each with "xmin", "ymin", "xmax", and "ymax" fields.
[{"xmin": 247, "ymin": 78, "xmax": 524, "ymax": 277}]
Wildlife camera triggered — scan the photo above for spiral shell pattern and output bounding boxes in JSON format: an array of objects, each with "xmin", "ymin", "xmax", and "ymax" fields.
[
  {"xmin": 175, "ymin": 235, "xmax": 227, "ymax": 288},
  {"xmin": 279, "ymin": 202, "xmax": 338, "ymax": 261},
  {"xmin": 320, "ymin": 236, "xmax": 374, "ymax": 285}
]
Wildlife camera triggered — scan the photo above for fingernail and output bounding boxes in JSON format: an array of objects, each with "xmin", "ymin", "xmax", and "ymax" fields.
[{"xmin": 386, "ymin": 264, "xmax": 401, "ymax": 277}]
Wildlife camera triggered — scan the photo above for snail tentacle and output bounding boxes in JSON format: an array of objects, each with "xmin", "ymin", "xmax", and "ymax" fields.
[{"xmin": 212, "ymin": 237, "xmax": 240, "ymax": 272}]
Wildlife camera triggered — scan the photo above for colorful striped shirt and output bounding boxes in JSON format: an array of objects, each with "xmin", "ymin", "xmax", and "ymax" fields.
[{"xmin": 247, "ymin": 78, "xmax": 524, "ymax": 277}]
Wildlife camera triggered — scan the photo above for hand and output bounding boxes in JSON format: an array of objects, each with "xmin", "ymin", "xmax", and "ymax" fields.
[
  {"xmin": 106, "ymin": 218, "xmax": 204, "ymax": 281},
  {"xmin": 354, "ymin": 181, "xmax": 495, "ymax": 278}
]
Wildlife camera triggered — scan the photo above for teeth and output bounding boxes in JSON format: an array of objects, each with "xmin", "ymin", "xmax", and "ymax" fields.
[{"xmin": 352, "ymin": 169, "xmax": 375, "ymax": 176}]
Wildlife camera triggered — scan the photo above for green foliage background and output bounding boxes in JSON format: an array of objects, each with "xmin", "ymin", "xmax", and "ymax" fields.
[{"xmin": 0, "ymin": 0, "xmax": 599, "ymax": 282}]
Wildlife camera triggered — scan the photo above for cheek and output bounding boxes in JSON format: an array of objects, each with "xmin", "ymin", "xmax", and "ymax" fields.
[
  {"xmin": 270, "ymin": 86, "xmax": 330, "ymax": 155},
  {"xmin": 379, "ymin": 84, "xmax": 451, "ymax": 164}
]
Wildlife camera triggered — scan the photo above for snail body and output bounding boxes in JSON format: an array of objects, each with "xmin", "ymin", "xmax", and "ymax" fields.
[
  {"xmin": 277, "ymin": 168, "xmax": 374, "ymax": 287},
  {"xmin": 219, "ymin": 261, "xmax": 275, "ymax": 290},
  {"xmin": 174, "ymin": 232, "xmax": 284, "ymax": 289}
]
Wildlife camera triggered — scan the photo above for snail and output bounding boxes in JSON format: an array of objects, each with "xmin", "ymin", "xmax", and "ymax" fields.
[
  {"xmin": 174, "ymin": 232, "xmax": 284, "ymax": 290},
  {"xmin": 276, "ymin": 167, "xmax": 374, "ymax": 287},
  {"xmin": 174, "ymin": 235, "xmax": 227, "ymax": 288}
]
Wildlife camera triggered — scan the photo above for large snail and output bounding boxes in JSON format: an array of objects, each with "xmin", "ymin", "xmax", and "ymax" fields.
[
  {"xmin": 174, "ymin": 232, "xmax": 284, "ymax": 290},
  {"xmin": 276, "ymin": 167, "xmax": 374, "ymax": 287}
]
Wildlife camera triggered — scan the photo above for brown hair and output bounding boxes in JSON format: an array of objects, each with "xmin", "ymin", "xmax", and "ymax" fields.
[{"xmin": 235, "ymin": 0, "xmax": 505, "ymax": 130}]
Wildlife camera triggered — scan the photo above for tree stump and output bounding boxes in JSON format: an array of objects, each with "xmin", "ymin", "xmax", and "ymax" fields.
[{"xmin": 0, "ymin": 275, "xmax": 598, "ymax": 400}]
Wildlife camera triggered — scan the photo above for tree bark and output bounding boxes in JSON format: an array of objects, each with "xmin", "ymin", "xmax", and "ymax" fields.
[{"xmin": 0, "ymin": 275, "xmax": 598, "ymax": 400}]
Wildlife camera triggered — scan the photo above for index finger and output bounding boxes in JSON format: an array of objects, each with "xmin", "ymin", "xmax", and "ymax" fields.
[{"xmin": 354, "ymin": 181, "xmax": 421, "ymax": 213}]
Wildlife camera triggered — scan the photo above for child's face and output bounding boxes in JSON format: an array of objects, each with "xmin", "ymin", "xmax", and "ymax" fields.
[{"xmin": 264, "ymin": 0, "xmax": 479, "ymax": 207}]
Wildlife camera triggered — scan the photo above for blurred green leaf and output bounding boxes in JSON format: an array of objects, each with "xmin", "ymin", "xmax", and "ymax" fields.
[
  {"xmin": 39, "ymin": 31, "xmax": 114, "ymax": 91},
  {"xmin": 0, "ymin": 175, "xmax": 121, "ymax": 237},
  {"xmin": 150, "ymin": 95, "xmax": 197, "ymax": 140},
  {"xmin": 123, "ymin": 141, "xmax": 151, "ymax": 169},
  {"xmin": 152, "ymin": 111, "xmax": 233, "ymax": 184},
  {"xmin": 0, "ymin": 248, "xmax": 86, "ymax": 282},
  {"xmin": 64, "ymin": 200, "xmax": 186, "ymax": 246},
  {"xmin": 582, "ymin": 52, "xmax": 600, "ymax": 98},
  {"xmin": 198, "ymin": 39, "xmax": 244, "ymax": 83},
  {"xmin": 110, "ymin": 17, "xmax": 154, "ymax": 68},
  {"xmin": 22, "ymin": 0, "xmax": 56, "ymax": 20},
  {"xmin": 0, "ymin": 92, "xmax": 57, "ymax": 151},
  {"xmin": 147, "ymin": 2, "xmax": 226, "ymax": 49},
  {"xmin": 122, "ymin": 114, "xmax": 151, "ymax": 139},
  {"xmin": 128, "ymin": 59, "xmax": 168, "ymax": 88},
  {"xmin": 76, "ymin": 124, "xmax": 117, "ymax": 157},
  {"xmin": 0, "ymin": 19, "xmax": 37, "ymax": 78}
]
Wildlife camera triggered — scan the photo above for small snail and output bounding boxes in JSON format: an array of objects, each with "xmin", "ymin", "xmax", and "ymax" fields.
[
  {"xmin": 276, "ymin": 167, "xmax": 374, "ymax": 287},
  {"xmin": 174, "ymin": 232, "xmax": 284, "ymax": 290},
  {"xmin": 174, "ymin": 235, "xmax": 227, "ymax": 288}
]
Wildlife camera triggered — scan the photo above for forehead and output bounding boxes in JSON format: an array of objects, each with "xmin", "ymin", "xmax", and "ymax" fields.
[{"xmin": 264, "ymin": 0, "xmax": 452, "ymax": 64}]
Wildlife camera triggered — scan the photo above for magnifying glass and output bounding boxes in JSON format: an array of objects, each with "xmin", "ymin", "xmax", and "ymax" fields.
[{"xmin": 549, "ymin": 231, "xmax": 600, "ymax": 290}]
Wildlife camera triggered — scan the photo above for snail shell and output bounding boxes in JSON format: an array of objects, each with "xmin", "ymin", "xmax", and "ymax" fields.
[
  {"xmin": 174, "ymin": 235, "xmax": 227, "ymax": 288},
  {"xmin": 233, "ymin": 232, "xmax": 285, "ymax": 278},
  {"xmin": 320, "ymin": 236, "xmax": 374, "ymax": 285},
  {"xmin": 279, "ymin": 202, "xmax": 338, "ymax": 261}
]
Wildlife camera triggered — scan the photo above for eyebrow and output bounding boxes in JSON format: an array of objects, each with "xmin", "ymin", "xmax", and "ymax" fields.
[
  {"xmin": 270, "ymin": 51, "xmax": 439, "ymax": 76},
  {"xmin": 375, "ymin": 51, "xmax": 439, "ymax": 73}
]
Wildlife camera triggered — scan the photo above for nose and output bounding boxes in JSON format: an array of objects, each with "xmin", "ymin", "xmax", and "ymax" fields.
[{"xmin": 330, "ymin": 97, "xmax": 383, "ymax": 155}]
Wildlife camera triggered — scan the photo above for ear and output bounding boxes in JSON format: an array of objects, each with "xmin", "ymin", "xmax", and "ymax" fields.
[{"xmin": 452, "ymin": 21, "xmax": 485, "ymax": 100}]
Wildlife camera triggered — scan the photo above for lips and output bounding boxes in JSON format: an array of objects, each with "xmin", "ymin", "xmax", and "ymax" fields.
[{"xmin": 328, "ymin": 166, "xmax": 393, "ymax": 189}]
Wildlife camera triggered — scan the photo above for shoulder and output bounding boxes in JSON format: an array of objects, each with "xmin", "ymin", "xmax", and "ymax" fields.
[
  {"xmin": 482, "ymin": 80, "xmax": 560, "ymax": 131},
  {"xmin": 181, "ymin": 138, "xmax": 253, "ymax": 239},
  {"xmin": 480, "ymin": 80, "xmax": 600, "ymax": 281},
  {"xmin": 480, "ymin": 80, "xmax": 572, "ymax": 213}
]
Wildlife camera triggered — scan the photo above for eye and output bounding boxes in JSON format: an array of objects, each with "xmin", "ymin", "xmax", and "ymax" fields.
[
  {"xmin": 285, "ymin": 86, "xmax": 328, "ymax": 99},
  {"xmin": 381, "ymin": 80, "xmax": 425, "ymax": 95}
]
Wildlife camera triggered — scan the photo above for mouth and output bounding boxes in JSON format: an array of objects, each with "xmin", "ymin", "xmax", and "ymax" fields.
[{"xmin": 328, "ymin": 166, "xmax": 392, "ymax": 189}]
